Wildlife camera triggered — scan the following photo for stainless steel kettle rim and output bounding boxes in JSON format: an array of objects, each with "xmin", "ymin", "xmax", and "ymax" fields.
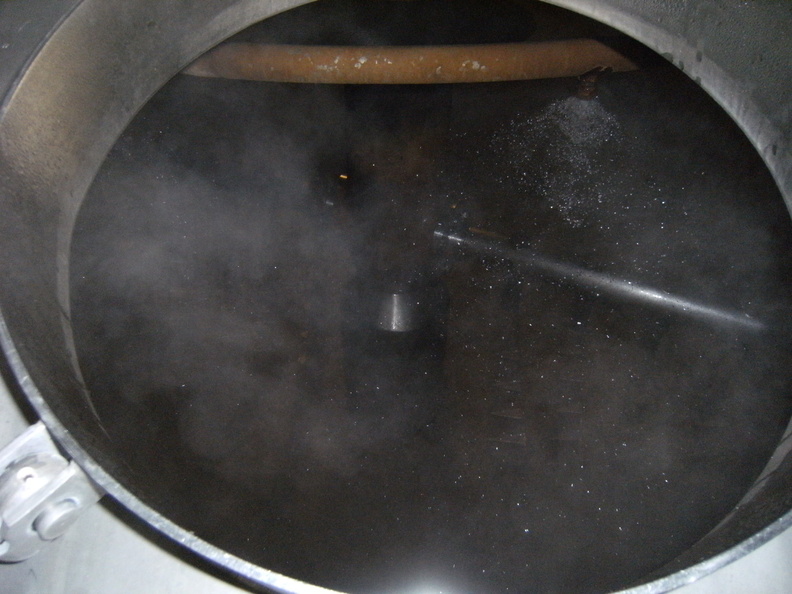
[{"xmin": 0, "ymin": 1, "xmax": 790, "ymax": 592}]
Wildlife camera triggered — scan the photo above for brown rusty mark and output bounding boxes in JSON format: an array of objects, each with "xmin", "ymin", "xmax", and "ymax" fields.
[{"xmin": 184, "ymin": 40, "xmax": 638, "ymax": 85}]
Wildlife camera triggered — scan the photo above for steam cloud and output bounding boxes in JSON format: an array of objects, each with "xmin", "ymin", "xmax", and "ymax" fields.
[{"xmin": 70, "ymin": 48, "xmax": 792, "ymax": 594}]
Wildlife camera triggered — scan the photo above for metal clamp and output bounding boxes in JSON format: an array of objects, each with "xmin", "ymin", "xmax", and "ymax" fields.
[{"xmin": 0, "ymin": 422, "xmax": 104, "ymax": 562}]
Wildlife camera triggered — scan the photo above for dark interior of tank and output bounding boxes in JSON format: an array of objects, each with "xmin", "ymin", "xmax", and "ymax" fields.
[{"xmin": 69, "ymin": 1, "xmax": 792, "ymax": 592}]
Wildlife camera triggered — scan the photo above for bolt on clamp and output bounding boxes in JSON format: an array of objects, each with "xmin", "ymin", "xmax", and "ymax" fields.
[{"xmin": 0, "ymin": 422, "xmax": 104, "ymax": 561}]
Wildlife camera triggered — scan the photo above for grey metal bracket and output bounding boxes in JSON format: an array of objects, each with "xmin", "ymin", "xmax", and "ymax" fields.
[{"xmin": 0, "ymin": 422, "xmax": 104, "ymax": 562}]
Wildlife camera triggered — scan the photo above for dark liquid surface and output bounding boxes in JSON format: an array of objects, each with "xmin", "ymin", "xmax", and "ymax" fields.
[{"xmin": 71, "ymin": 17, "xmax": 792, "ymax": 593}]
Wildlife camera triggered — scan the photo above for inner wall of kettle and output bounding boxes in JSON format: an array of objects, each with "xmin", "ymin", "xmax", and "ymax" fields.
[{"xmin": 69, "ymin": 2, "xmax": 792, "ymax": 592}]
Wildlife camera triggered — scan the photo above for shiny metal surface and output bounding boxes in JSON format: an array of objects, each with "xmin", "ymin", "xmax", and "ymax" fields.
[
  {"xmin": 434, "ymin": 226, "xmax": 765, "ymax": 331},
  {"xmin": 376, "ymin": 293, "xmax": 419, "ymax": 332},
  {"xmin": 0, "ymin": 0, "xmax": 791, "ymax": 593},
  {"xmin": 0, "ymin": 422, "xmax": 103, "ymax": 562}
]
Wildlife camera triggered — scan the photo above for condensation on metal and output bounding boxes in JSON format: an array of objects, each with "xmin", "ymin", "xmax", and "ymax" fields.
[
  {"xmin": 543, "ymin": 0, "xmax": 792, "ymax": 213},
  {"xmin": 0, "ymin": 1, "xmax": 789, "ymax": 593}
]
